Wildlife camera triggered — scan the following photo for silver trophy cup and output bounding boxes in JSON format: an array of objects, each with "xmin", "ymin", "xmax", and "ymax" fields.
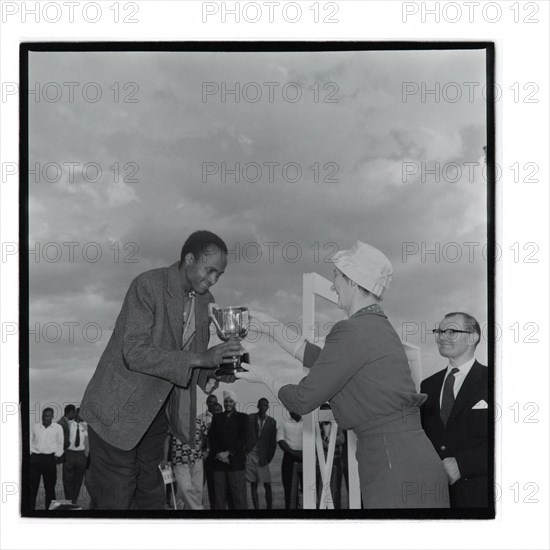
[{"xmin": 209, "ymin": 305, "xmax": 250, "ymax": 376}]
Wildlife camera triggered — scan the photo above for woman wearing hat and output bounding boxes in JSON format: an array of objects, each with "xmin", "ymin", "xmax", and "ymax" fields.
[{"xmin": 237, "ymin": 241, "xmax": 449, "ymax": 509}]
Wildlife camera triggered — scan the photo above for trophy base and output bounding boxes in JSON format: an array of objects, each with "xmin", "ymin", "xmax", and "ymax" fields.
[{"xmin": 214, "ymin": 353, "xmax": 249, "ymax": 378}]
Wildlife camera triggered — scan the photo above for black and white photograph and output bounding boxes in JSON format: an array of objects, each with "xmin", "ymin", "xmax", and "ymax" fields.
[
  {"xmin": 20, "ymin": 42, "xmax": 494, "ymax": 518},
  {"xmin": 1, "ymin": 1, "xmax": 549, "ymax": 549}
]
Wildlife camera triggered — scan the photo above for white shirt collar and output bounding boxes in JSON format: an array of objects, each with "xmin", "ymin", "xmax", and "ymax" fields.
[{"xmin": 447, "ymin": 357, "xmax": 476, "ymax": 378}]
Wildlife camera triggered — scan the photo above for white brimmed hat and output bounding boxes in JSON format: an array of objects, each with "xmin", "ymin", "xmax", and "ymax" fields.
[{"xmin": 331, "ymin": 241, "xmax": 393, "ymax": 298}]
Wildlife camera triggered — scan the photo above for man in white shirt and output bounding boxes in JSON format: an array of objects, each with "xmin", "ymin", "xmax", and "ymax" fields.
[
  {"xmin": 62, "ymin": 410, "xmax": 88, "ymax": 504},
  {"xmin": 420, "ymin": 312, "xmax": 490, "ymax": 508},
  {"xmin": 30, "ymin": 407, "xmax": 64, "ymax": 510},
  {"xmin": 277, "ymin": 410, "xmax": 303, "ymax": 509}
]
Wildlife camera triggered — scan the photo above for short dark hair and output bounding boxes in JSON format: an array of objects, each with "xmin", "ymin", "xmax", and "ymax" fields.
[
  {"xmin": 43, "ymin": 407, "xmax": 54, "ymax": 415},
  {"xmin": 444, "ymin": 312, "xmax": 481, "ymax": 346},
  {"xmin": 64, "ymin": 404, "xmax": 76, "ymax": 416},
  {"xmin": 180, "ymin": 230, "xmax": 228, "ymax": 265},
  {"xmin": 258, "ymin": 398, "xmax": 269, "ymax": 405}
]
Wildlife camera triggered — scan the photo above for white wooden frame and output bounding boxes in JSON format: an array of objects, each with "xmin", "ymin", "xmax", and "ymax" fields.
[{"xmin": 301, "ymin": 272, "xmax": 422, "ymax": 509}]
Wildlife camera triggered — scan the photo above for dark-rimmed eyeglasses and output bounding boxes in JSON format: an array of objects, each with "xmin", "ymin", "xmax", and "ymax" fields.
[{"xmin": 432, "ymin": 329, "xmax": 473, "ymax": 337}]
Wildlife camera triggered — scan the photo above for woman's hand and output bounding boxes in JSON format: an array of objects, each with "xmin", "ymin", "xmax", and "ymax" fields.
[
  {"xmin": 236, "ymin": 363, "xmax": 285, "ymax": 401},
  {"xmin": 249, "ymin": 310, "xmax": 305, "ymax": 360},
  {"xmin": 235, "ymin": 362, "xmax": 269, "ymax": 384}
]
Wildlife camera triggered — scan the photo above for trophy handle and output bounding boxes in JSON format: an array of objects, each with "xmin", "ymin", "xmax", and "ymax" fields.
[{"xmin": 208, "ymin": 303, "xmax": 224, "ymax": 336}]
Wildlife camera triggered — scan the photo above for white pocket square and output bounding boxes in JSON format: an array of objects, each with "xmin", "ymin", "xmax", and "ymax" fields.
[{"xmin": 472, "ymin": 400, "xmax": 488, "ymax": 409}]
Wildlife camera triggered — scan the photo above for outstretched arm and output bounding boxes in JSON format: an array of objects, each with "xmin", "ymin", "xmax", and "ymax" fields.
[
  {"xmin": 250, "ymin": 310, "xmax": 308, "ymax": 362},
  {"xmin": 238, "ymin": 321, "xmax": 365, "ymax": 416}
]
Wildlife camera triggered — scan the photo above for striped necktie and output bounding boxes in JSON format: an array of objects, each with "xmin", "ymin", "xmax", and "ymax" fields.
[{"xmin": 183, "ymin": 292, "xmax": 194, "ymax": 327}]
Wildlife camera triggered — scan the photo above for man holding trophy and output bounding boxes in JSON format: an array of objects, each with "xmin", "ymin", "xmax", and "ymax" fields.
[{"xmin": 80, "ymin": 230, "xmax": 243, "ymax": 510}]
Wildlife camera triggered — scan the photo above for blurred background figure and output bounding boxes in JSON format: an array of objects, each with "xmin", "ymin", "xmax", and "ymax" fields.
[
  {"xmin": 277, "ymin": 410, "xmax": 303, "ymax": 509},
  {"xmin": 57, "ymin": 404, "xmax": 76, "ymax": 454},
  {"xmin": 62, "ymin": 407, "xmax": 88, "ymax": 504},
  {"xmin": 30, "ymin": 407, "xmax": 64, "ymax": 510},
  {"xmin": 246, "ymin": 398, "xmax": 277, "ymax": 509},
  {"xmin": 208, "ymin": 390, "xmax": 248, "ymax": 509},
  {"xmin": 199, "ymin": 394, "xmax": 219, "ymax": 509}
]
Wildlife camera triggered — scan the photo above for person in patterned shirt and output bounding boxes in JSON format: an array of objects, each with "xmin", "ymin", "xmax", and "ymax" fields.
[{"xmin": 163, "ymin": 414, "xmax": 208, "ymax": 510}]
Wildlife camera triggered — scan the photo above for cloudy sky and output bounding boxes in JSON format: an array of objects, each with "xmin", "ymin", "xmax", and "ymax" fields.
[{"xmin": 27, "ymin": 46, "xmax": 488, "ymax": 421}]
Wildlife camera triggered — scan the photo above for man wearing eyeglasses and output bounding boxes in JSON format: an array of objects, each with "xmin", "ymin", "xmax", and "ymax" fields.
[{"xmin": 420, "ymin": 312, "xmax": 489, "ymax": 508}]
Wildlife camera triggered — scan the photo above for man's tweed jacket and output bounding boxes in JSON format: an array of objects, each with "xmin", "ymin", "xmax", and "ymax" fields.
[{"xmin": 80, "ymin": 262, "xmax": 216, "ymax": 450}]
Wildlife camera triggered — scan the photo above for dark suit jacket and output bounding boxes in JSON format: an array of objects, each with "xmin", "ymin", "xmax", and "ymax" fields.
[
  {"xmin": 209, "ymin": 411, "xmax": 248, "ymax": 471},
  {"xmin": 420, "ymin": 360, "xmax": 490, "ymax": 508},
  {"xmin": 247, "ymin": 414, "xmax": 277, "ymax": 466},
  {"xmin": 80, "ymin": 262, "xmax": 216, "ymax": 451}
]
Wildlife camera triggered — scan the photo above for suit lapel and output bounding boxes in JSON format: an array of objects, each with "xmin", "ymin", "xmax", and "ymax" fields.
[
  {"xmin": 165, "ymin": 262, "xmax": 184, "ymax": 349},
  {"xmin": 447, "ymin": 361, "xmax": 482, "ymax": 424}
]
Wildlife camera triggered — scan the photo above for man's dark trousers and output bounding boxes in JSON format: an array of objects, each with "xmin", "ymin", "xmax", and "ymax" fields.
[
  {"xmin": 204, "ymin": 455, "xmax": 216, "ymax": 509},
  {"xmin": 30, "ymin": 453, "xmax": 57, "ymax": 510},
  {"xmin": 63, "ymin": 450, "xmax": 87, "ymax": 503},
  {"xmin": 88, "ymin": 406, "xmax": 168, "ymax": 510},
  {"xmin": 213, "ymin": 469, "xmax": 247, "ymax": 509},
  {"xmin": 281, "ymin": 451, "xmax": 302, "ymax": 509}
]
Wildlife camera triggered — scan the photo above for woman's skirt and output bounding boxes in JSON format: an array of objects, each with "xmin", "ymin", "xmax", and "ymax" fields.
[{"xmin": 355, "ymin": 414, "xmax": 450, "ymax": 509}]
